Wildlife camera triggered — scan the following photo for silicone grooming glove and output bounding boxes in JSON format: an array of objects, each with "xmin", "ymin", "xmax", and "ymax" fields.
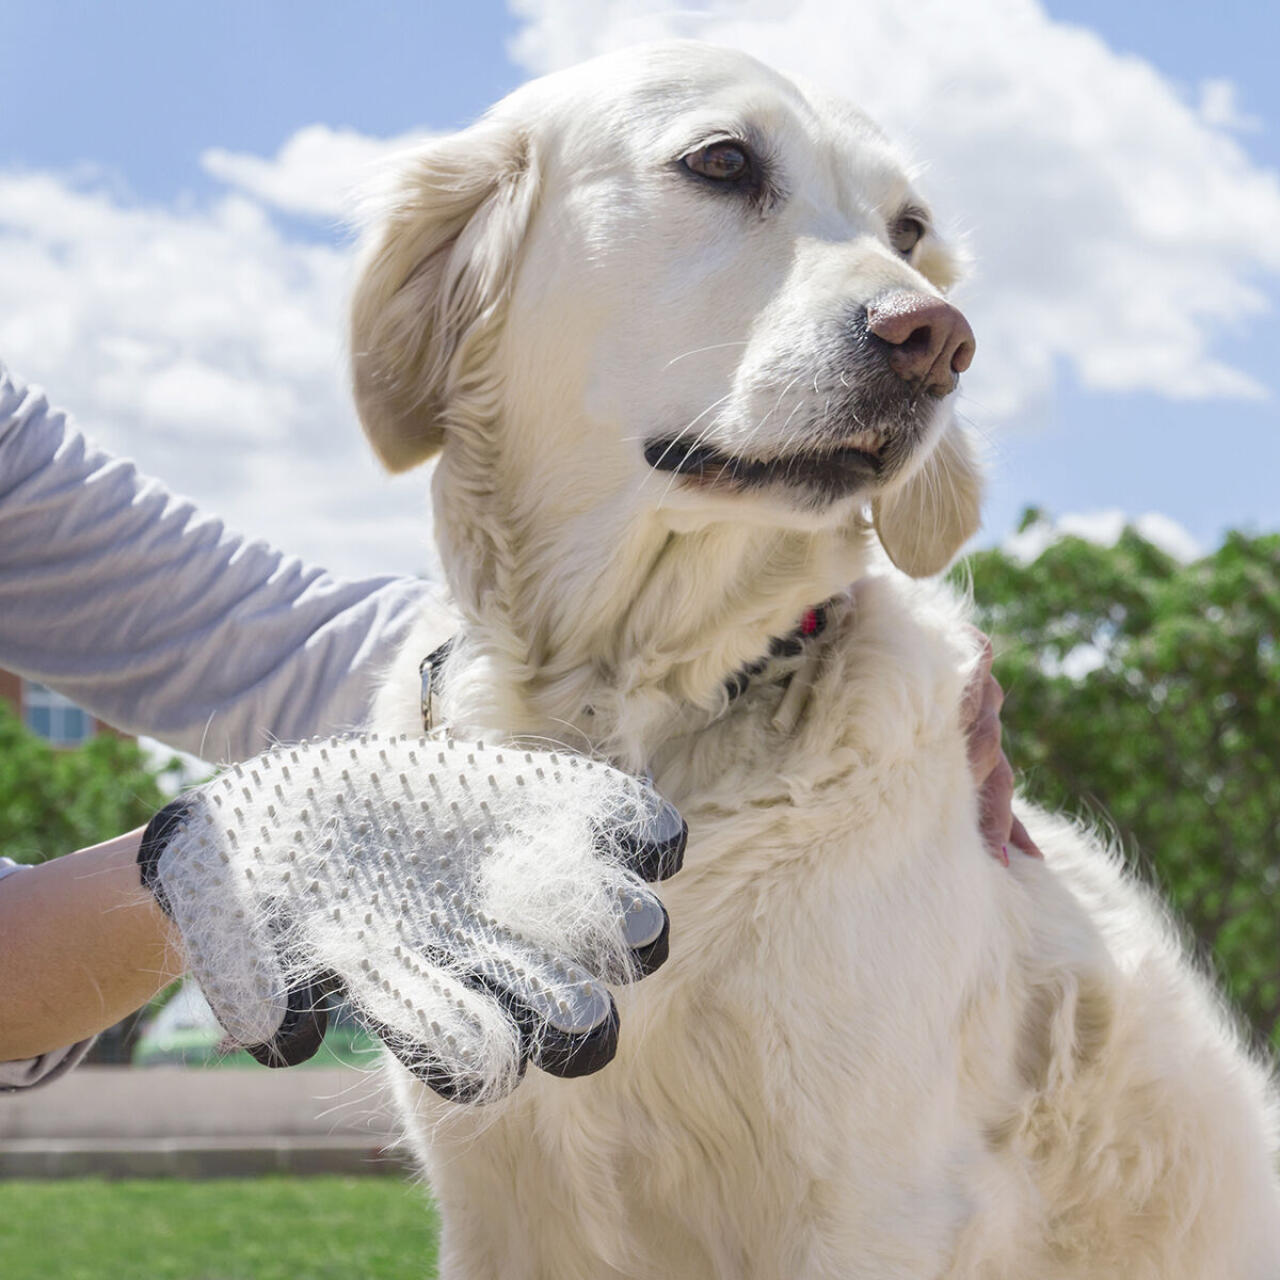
[{"xmin": 138, "ymin": 733, "xmax": 685, "ymax": 1102}]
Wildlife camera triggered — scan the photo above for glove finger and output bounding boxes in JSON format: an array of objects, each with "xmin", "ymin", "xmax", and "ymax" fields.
[
  {"xmin": 340, "ymin": 945, "xmax": 528, "ymax": 1104},
  {"xmin": 243, "ymin": 972, "xmax": 333, "ymax": 1069},
  {"xmin": 204, "ymin": 908, "xmax": 333, "ymax": 1068},
  {"xmin": 393, "ymin": 927, "xmax": 623, "ymax": 1082},
  {"xmin": 361, "ymin": 1007, "xmax": 529, "ymax": 1104},
  {"xmin": 467, "ymin": 962, "xmax": 621, "ymax": 1080},
  {"xmin": 557, "ymin": 881, "xmax": 670, "ymax": 984},
  {"xmin": 365, "ymin": 963, "xmax": 617, "ymax": 1091},
  {"xmin": 600, "ymin": 784, "xmax": 687, "ymax": 883},
  {"xmin": 616, "ymin": 887, "xmax": 670, "ymax": 978}
]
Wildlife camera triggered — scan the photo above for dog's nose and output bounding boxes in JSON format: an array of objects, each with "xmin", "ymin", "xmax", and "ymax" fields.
[{"xmin": 866, "ymin": 292, "xmax": 975, "ymax": 398}]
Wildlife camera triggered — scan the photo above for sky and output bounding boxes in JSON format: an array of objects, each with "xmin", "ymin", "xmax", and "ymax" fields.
[{"xmin": 2, "ymin": 0, "xmax": 1278, "ymax": 579}]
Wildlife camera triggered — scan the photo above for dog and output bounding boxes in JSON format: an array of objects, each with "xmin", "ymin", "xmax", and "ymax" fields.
[{"xmin": 352, "ymin": 41, "xmax": 1280, "ymax": 1279}]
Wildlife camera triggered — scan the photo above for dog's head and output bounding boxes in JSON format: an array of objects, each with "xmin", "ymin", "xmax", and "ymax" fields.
[{"xmin": 352, "ymin": 41, "xmax": 980, "ymax": 608}]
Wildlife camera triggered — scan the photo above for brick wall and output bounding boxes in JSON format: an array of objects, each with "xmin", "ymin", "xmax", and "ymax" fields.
[{"xmin": 0, "ymin": 667, "xmax": 23, "ymax": 716}]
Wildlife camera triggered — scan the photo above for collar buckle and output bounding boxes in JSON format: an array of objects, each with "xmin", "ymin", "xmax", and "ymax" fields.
[{"xmin": 418, "ymin": 637, "xmax": 455, "ymax": 734}]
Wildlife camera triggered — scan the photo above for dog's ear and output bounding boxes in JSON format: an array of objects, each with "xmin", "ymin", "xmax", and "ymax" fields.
[
  {"xmin": 872, "ymin": 426, "xmax": 983, "ymax": 577},
  {"xmin": 350, "ymin": 118, "xmax": 538, "ymax": 472}
]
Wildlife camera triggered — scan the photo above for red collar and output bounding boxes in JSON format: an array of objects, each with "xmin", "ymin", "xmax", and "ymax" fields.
[{"xmin": 725, "ymin": 601, "xmax": 832, "ymax": 702}]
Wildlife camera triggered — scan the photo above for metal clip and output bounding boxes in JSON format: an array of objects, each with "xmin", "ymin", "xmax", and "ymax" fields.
[
  {"xmin": 419, "ymin": 654, "xmax": 436, "ymax": 734},
  {"xmin": 418, "ymin": 636, "xmax": 456, "ymax": 735}
]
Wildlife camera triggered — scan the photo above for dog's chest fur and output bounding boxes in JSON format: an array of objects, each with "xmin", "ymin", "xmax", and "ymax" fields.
[{"xmin": 376, "ymin": 578, "xmax": 1035, "ymax": 1278}]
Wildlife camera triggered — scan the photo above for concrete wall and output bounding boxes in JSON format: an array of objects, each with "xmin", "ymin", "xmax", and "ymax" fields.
[{"xmin": 0, "ymin": 1065, "xmax": 412, "ymax": 1179}]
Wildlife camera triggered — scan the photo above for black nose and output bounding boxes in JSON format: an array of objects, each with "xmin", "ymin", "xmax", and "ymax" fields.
[{"xmin": 865, "ymin": 291, "xmax": 975, "ymax": 398}]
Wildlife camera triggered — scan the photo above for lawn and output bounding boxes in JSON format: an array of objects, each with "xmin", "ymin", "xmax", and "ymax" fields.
[{"xmin": 0, "ymin": 1176, "xmax": 440, "ymax": 1280}]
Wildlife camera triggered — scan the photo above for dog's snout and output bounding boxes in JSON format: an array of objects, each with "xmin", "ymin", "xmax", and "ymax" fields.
[{"xmin": 865, "ymin": 292, "xmax": 975, "ymax": 398}]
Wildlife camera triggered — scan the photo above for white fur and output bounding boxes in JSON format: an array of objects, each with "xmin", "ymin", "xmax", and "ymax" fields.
[{"xmin": 354, "ymin": 42, "xmax": 1280, "ymax": 1278}]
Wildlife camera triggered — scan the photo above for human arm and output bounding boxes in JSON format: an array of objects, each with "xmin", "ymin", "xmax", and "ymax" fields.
[
  {"xmin": 0, "ymin": 832, "xmax": 179, "ymax": 1063},
  {"xmin": 0, "ymin": 364, "xmax": 439, "ymax": 761}
]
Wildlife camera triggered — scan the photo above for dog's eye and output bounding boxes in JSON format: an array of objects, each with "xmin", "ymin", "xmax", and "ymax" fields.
[
  {"xmin": 683, "ymin": 141, "xmax": 753, "ymax": 183},
  {"xmin": 891, "ymin": 212, "xmax": 927, "ymax": 257}
]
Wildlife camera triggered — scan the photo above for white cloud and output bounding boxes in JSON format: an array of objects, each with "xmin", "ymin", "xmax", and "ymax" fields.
[
  {"xmin": 510, "ymin": 0, "xmax": 1280, "ymax": 419},
  {"xmin": 201, "ymin": 124, "xmax": 434, "ymax": 221},
  {"xmin": 1058, "ymin": 509, "xmax": 1128, "ymax": 547},
  {"xmin": 1133, "ymin": 512, "xmax": 1204, "ymax": 563},
  {"xmin": 0, "ymin": 165, "xmax": 434, "ymax": 581},
  {"xmin": 1198, "ymin": 79, "xmax": 1262, "ymax": 134},
  {"xmin": 1003, "ymin": 508, "xmax": 1202, "ymax": 563}
]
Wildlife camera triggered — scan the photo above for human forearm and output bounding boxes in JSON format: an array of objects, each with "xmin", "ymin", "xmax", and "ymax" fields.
[{"xmin": 0, "ymin": 831, "xmax": 181, "ymax": 1059}]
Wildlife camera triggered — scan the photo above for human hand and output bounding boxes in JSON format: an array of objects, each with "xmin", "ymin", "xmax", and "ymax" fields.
[
  {"xmin": 962, "ymin": 629, "xmax": 1042, "ymax": 865},
  {"xmin": 139, "ymin": 734, "xmax": 685, "ymax": 1102}
]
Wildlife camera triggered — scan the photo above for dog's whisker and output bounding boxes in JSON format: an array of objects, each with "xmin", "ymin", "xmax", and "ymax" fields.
[
  {"xmin": 661, "ymin": 340, "xmax": 750, "ymax": 370},
  {"xmin": 648, "ymin": 392, "xmax": 739, "ymax": 504},
  {"xmin": 649, "ymin": 390, "xmax": 737, "ymax": 471}
]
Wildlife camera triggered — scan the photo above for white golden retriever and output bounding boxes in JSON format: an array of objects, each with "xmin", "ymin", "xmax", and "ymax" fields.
[{"xmin": 354, "ymin": 41, "xmax": 1280, "ymax": 1279}]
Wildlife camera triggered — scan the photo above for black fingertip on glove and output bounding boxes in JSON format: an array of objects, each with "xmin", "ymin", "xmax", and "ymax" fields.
[
  {"xmin": 476, "ymin": 969, "xmax": 622, "ymax": 1082},
  {"xmin": 137, "ymin": 796, "xmax": 195, "ymax": 917},
  {"xmin": 244, "ymin": 975, "xmax": 333, "ymax": 1069},
  {"xmin": 612, "ymin": 796, "xmax": 688, "ymax": 883},
  {"xmin": 629, "ymin": 903, "xmax": 671, "ymax": 977},
  {"xmin": 530, "ymin": 994, "xmax": 621, "ymax": 1080}
]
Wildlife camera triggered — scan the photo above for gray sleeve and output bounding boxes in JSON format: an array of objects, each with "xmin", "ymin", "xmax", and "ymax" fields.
[
  {"xmin": 0, "ymin": 1038, "xmax": 93, "ymax": 1092},
  {"xmin": 0, "ymin": 365, "xmax": 448, "ymax": 760}
]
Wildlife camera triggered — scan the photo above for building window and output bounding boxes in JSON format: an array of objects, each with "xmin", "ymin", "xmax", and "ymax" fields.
[{"xmin": 23, "ymin": 682, "xmax": 94, "ymax": 746}]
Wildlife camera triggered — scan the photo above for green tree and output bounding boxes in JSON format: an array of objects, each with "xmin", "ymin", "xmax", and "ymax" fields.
[
  {"xmin": 963, "ymin": 516, "xmax": 1280, "ymax": 1048},
  {"xmin": 0, "ymin": 700, "xmax": 182, "ymax": 865}
]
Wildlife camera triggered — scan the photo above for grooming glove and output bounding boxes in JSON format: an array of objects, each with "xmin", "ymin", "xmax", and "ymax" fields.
[{"xmin": 139, "ymin": 733, "xmax": 685, "ymax": 1102}]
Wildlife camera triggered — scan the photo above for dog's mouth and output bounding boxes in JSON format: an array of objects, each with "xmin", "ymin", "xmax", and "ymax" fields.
[{"xmin": 643, "ymin": 432, "xmax": 887, "ymax": 502}]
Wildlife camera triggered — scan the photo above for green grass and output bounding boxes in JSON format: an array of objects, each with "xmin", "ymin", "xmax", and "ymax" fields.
[{"xmin": 0, "ymin": 1177, "xmax": 439, "ymax": 1280}]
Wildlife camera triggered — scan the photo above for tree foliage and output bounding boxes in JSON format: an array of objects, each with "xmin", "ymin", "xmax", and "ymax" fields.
[
  {"xmin": 0, "ymin": 701, "xmax": 181, "ymax": 865},
  {"xmin": 964, "ymin": 516, "xmax": 1280, "ymax": 1048}
]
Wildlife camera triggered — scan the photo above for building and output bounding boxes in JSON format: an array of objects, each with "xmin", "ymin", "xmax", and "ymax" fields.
[{"xmin": 0, "ymin": 669, "xmax": 125, "ymax": 746}]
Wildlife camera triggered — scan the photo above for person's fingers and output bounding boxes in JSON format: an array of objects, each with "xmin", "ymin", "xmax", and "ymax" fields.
[
  {"xmin": 980, "ymin": 754, "xmax": 1016, "ymax": 861},
  {"xmin": 959, "ymin": 639, "xmax": 1027, "ymax": 866},
  {"xmin": 963, "ymin": 660, "xmax": 1006, "ymax": 785},
  {"xmin": 1008, "ymin": 815, "xmax": 1044, "ymax": 860},
  {"xmin": 967, "ymin": 704, "xmax": 1004, "ymax": 783},
  {"xmin": 986, "ymin": 670, "xmax": 1005, "ymax": 717}
]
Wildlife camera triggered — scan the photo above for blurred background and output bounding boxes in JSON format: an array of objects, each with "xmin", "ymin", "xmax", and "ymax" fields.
[{"xmin": 1, "ymin": 2, "xmax": 1277, "ymax": 1277}]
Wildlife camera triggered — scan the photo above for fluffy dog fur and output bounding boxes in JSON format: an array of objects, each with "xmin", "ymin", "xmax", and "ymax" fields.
[{"xmin": 354, "ymin": 42, "xmax": 1280, "ymax": 1278}]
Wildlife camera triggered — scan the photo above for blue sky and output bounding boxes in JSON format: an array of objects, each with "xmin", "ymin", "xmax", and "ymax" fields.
[
  {"xmin": 1023, "ymin": 0, "xmax": 1280, "ymax": 549},
  {"xmin": 2, "ymin": 0, "xmax": 1277, "ymax": 573},
  {"xmin": 3, "ymin": 2, "xmax": 519, "ymax": 204}
]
